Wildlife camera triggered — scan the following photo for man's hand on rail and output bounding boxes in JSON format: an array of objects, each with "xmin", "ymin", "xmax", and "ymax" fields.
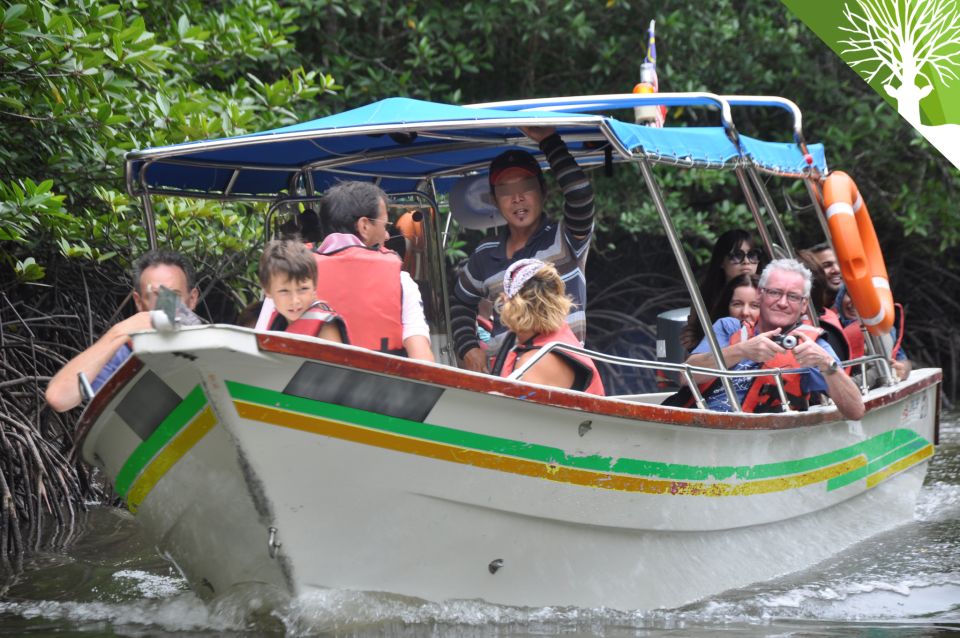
[{"xmin": 462, "ymin": 347, "xmax": 490, "ymax": 373}]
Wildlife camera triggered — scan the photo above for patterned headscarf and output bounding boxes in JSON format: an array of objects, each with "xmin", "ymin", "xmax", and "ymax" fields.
[{"xmin": 503, "ymin": 258, "xmax": 546, "ymax": 298}]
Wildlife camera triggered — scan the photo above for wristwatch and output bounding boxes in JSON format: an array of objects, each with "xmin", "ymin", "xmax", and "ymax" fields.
[{"xmin": 822, "ymin": 359, "xmax": 840, "ymax": 376}]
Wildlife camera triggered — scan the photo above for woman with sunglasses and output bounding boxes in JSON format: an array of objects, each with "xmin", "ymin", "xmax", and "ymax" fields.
[
  {"xmin": 492, "ymin": 259, "xmax": 604, "ymax": 395},
  {"xmin": 296, "ymin": 180, "xmax": 435, "ymax": 361},
  {"xmin": 681, "ymin": 229, "xmax": 765, "ymax": 351}
]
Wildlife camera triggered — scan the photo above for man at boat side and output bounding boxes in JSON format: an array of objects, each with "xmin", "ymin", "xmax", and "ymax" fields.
[
  {"xmin": 450, "ymin": 127, "xmax": 596, "ymax": 372},
  {"xmin": 45, "ymin": 250, "xmax": 199, "ymax": 412},
  {"xmin": 808, "ymin": 242, "xmax": 842, "ymax": 307},
  {"xmin": 685, "ymin": 258, "xmax": 865, "ymax": 420}
]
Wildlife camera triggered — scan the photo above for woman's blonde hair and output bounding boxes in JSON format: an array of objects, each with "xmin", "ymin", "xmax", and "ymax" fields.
[{"xmin": 499, "ymin": 262, "xmax": 572, "ymax": 335}]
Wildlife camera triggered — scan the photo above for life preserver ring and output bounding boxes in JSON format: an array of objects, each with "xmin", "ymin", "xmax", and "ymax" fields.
[{"xmin": 822, "ymin": 171, "xmax": 894, "ymax": 335}]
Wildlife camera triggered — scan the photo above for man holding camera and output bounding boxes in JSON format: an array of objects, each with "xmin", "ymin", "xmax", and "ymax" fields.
[{"xmin": 684, "ymin": 258, "xmax": 864, "ymax": 420}]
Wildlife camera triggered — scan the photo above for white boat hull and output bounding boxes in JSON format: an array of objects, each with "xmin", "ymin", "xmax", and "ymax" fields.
[{"xmin": 78, "ymin": 325, "xmax": 940, "ymax": 610}]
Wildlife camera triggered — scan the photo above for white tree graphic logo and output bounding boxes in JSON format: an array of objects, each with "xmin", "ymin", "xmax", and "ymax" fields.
[
  {"xmin": 839, "ymin": 0, "xmax": 960, "ymax": 167},
  {"xmin": 840, "ymin": 0, "xmax": 960, "ymax": 126}
]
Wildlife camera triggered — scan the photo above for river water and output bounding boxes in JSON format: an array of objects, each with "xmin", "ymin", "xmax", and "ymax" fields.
[{"xmin": 1, "ymin": 414, "xmax": 958, "ymax": 637}]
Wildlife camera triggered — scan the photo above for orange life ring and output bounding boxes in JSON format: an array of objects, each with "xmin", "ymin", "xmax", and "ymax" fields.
[{"xmin": 822, "ymin": 171, "xmax": 894, "ymax": 335}]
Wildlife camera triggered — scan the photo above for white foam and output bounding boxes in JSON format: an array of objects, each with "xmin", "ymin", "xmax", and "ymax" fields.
[
  {"xmin": 0, "ymin": 594, "xmax": 240, "ymax": 632},
  {"xmin": 112, "ymin": 569, "xmax": 185, "ymax": 599},
  {"xmin": 916, "ymin": 481, "xmax": 960, "ymax": 521}
]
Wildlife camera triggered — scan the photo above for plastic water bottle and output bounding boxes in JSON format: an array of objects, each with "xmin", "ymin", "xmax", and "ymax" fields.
[{"xmin": 633, "ymin": 62, "xmax": 659, "ymax": 124}]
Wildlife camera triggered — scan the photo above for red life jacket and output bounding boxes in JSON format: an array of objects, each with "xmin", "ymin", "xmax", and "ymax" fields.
[
  {"xmin": 830, "ymin": 306, "xmax": 905, "ymax": 362},
  {"xmin": 314, "ymin": 245, "xmax": 405, "ymax": 354},
  {"xmin": 818, "ymin": 308, "xmax": 858, "ymax": 366},
  {"xmin": 840, "ymin": 320, "xmax": 866, "ymax": 360},
  {"xmin": 671, "ymin": 321, "xmax": 824, "ymax": 413},
  {"xmin": 500, "ymin": 323, "xmax": 605, "ymax": 396},
  {"xmin": 268, "ymin": 301, "xmax": 348, "ymax": 342},
  {"xmin": 730, "ymin": 322, "xmax": 823, "ymax": 412}
]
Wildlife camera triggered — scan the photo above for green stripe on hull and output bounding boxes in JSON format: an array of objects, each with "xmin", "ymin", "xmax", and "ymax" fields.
[
  {"xmin": 827, "ymin": 436, "xmax": 929, "ymax": 491},
  {"xmin": 225, "ymin": 381, "xmax": 929, "ymax": 486},
  {"xmin": 115, "ymin": 385, "xmax": 207, "ymax": 497}
]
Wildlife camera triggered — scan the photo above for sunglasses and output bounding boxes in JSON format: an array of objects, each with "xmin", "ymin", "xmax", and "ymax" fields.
[
  {"xmin": 727, "ymin": 249, "xmax": 762, "ymax": 264},
  {"xmin": 493, "ymin": 177, "xmax": 541, "ymax": 199}
]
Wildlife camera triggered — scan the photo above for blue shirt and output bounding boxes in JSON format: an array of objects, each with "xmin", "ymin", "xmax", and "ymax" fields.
[
  {"xmin": 91, "ymin": 343, "xmax": 132, "ymax": 392},
  {"xmin": 692, "ymin": 317, "xmax": 840, "ymax": 412}
]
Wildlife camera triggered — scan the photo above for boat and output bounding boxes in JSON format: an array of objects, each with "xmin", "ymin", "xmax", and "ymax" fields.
[{"xmin": 75, "ymin": 93, "xmax": 942, "ymax": 611}]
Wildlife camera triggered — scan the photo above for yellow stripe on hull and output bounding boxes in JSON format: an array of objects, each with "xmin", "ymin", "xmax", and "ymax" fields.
[
  {"xmin": 866, "ymin": 444, "xmax": 934, "ymax": 489},
  {"xmin": 234, "ymin": 401, "xmax": 871, "ymax": 497},
  {"xmin": 127, "ymin": 407, "xmax": 218, "ymax": 513}
]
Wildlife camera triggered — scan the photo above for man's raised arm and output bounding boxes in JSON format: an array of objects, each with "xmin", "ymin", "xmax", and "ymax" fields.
[{"xmin": 45, "ymin": 312, "xmax": 153, "ymax": 412}]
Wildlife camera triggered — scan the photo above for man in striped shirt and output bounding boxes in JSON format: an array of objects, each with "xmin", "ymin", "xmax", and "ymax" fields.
[{"xmin": 450, "ymin": 126, "xmax": 596, "ymax": 372}]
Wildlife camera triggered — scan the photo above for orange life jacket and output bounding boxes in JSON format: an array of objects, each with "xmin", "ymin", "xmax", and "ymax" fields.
[
  {"xmin": 836, "ymin": 312, "xmax": 905, "ymax": 362},
  {"xmin": 670, "ymin": 321, "xmax": 824, "ymax": 413},
  {"xmin": 499, "ymin": 323, "xmax": 605, "ymax": 396},
  {"xmin": 314, "ymin": 245, "xmax": 405, "ymax": 354},
  {"xmin": 729, "ymin": 322, "xmax": 823, "ymax": 412},
  {"xmin": 818, "ymin": 308, "xmax": 858, "ymax": 366}
]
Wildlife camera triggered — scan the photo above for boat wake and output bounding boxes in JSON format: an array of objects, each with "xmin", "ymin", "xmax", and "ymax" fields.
[{"xmin": 0, "ymin": 591, "xmax": 236, "ymax": 634}]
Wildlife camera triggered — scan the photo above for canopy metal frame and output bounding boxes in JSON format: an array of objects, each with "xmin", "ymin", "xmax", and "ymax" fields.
[{"xmin": 128, "ymin": 92, "xmax": 892, "ymax": 410}]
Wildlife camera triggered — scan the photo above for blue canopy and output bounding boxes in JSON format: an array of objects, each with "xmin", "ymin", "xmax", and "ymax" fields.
[{"xmin": 125, "ymin": 96, "xmax": 826, "ymax": 200}]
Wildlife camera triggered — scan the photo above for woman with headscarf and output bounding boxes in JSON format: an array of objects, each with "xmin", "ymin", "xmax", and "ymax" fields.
[{"xmin": 493, "ymin": 259, "xmax": 604, "ymax": 395}]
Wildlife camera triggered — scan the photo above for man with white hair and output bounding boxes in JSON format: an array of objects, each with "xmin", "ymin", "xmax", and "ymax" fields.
[{"xmin": 684, "ymin": 258, "xmax": 864, "ymax": 419}]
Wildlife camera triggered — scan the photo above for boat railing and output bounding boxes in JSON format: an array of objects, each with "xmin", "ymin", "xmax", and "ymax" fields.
[
  {"xmin": 508, "ymin": 341, "xmax": 893, "ymax": 412},
  {"xmin": 841, "ymin": 354, "xmax": 897, "ymax": 392}
]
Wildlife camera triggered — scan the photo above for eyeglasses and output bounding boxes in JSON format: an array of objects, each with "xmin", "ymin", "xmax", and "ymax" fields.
[
  {"xmin": 727, "ymin": 249, "xmax": 762, "ymax": 264},
  {"xmin": 760, "ymin": 287, "xmax": 805, "ymax": 305},
  {"xmin": 493, "ymin": 177, "xmax": 540, "ymax": 199},
  {"xmin": 365, "ymin": 217, "xmax": 394, "ymax": 231}
]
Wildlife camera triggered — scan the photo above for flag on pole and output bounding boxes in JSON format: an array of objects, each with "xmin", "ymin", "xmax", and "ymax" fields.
[
  {"xmin": 633, "ymin": 19, "xmax": 667, "ymax": 127},
  {"xmin": 645, "ymin": 19, "xmax": 657, "ymax": 82}
]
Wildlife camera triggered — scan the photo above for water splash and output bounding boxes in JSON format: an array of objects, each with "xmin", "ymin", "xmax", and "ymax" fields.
[
  {"xmin": 112, "ymin": 569, "xmax": 185, "ymax": 599},
  {"xmin": 2, "ymin": 415, "xmax": 958, "ymax": 636},
  {"xmin": 0, "ymin": 594, "xmax": 241, "ymax": 633}
]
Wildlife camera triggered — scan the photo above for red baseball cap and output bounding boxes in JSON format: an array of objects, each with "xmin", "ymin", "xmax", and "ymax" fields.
[{"xmin": 488, "ymin": 150, "xmax": 544, "ymax": 187}]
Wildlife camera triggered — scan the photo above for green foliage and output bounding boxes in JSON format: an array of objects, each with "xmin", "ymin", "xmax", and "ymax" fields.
[
  {"xmin": 0, "ymin": 0, "xmax": 330, "ymax": 299},
  {"xmin": 3, "ymin": 0, "xmax": 960, "ymax": 562},
  {"xmin": 1, "ymin": 0, "xmax": 958, "ymax": 327}
]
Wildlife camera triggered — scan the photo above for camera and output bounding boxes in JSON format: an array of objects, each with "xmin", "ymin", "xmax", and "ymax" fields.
[
  {"xmin": 151, "ymin": 286, "xmax": 205, "ymax": 332},
  {"xmin": 771, "ymin": 333, "xmax": 798, "ymax": 350}
]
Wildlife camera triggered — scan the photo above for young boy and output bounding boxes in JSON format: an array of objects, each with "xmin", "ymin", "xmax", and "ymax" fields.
[{"xmin": 258, "ymin": 240, "xmax": 347, "ymax": 342}]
